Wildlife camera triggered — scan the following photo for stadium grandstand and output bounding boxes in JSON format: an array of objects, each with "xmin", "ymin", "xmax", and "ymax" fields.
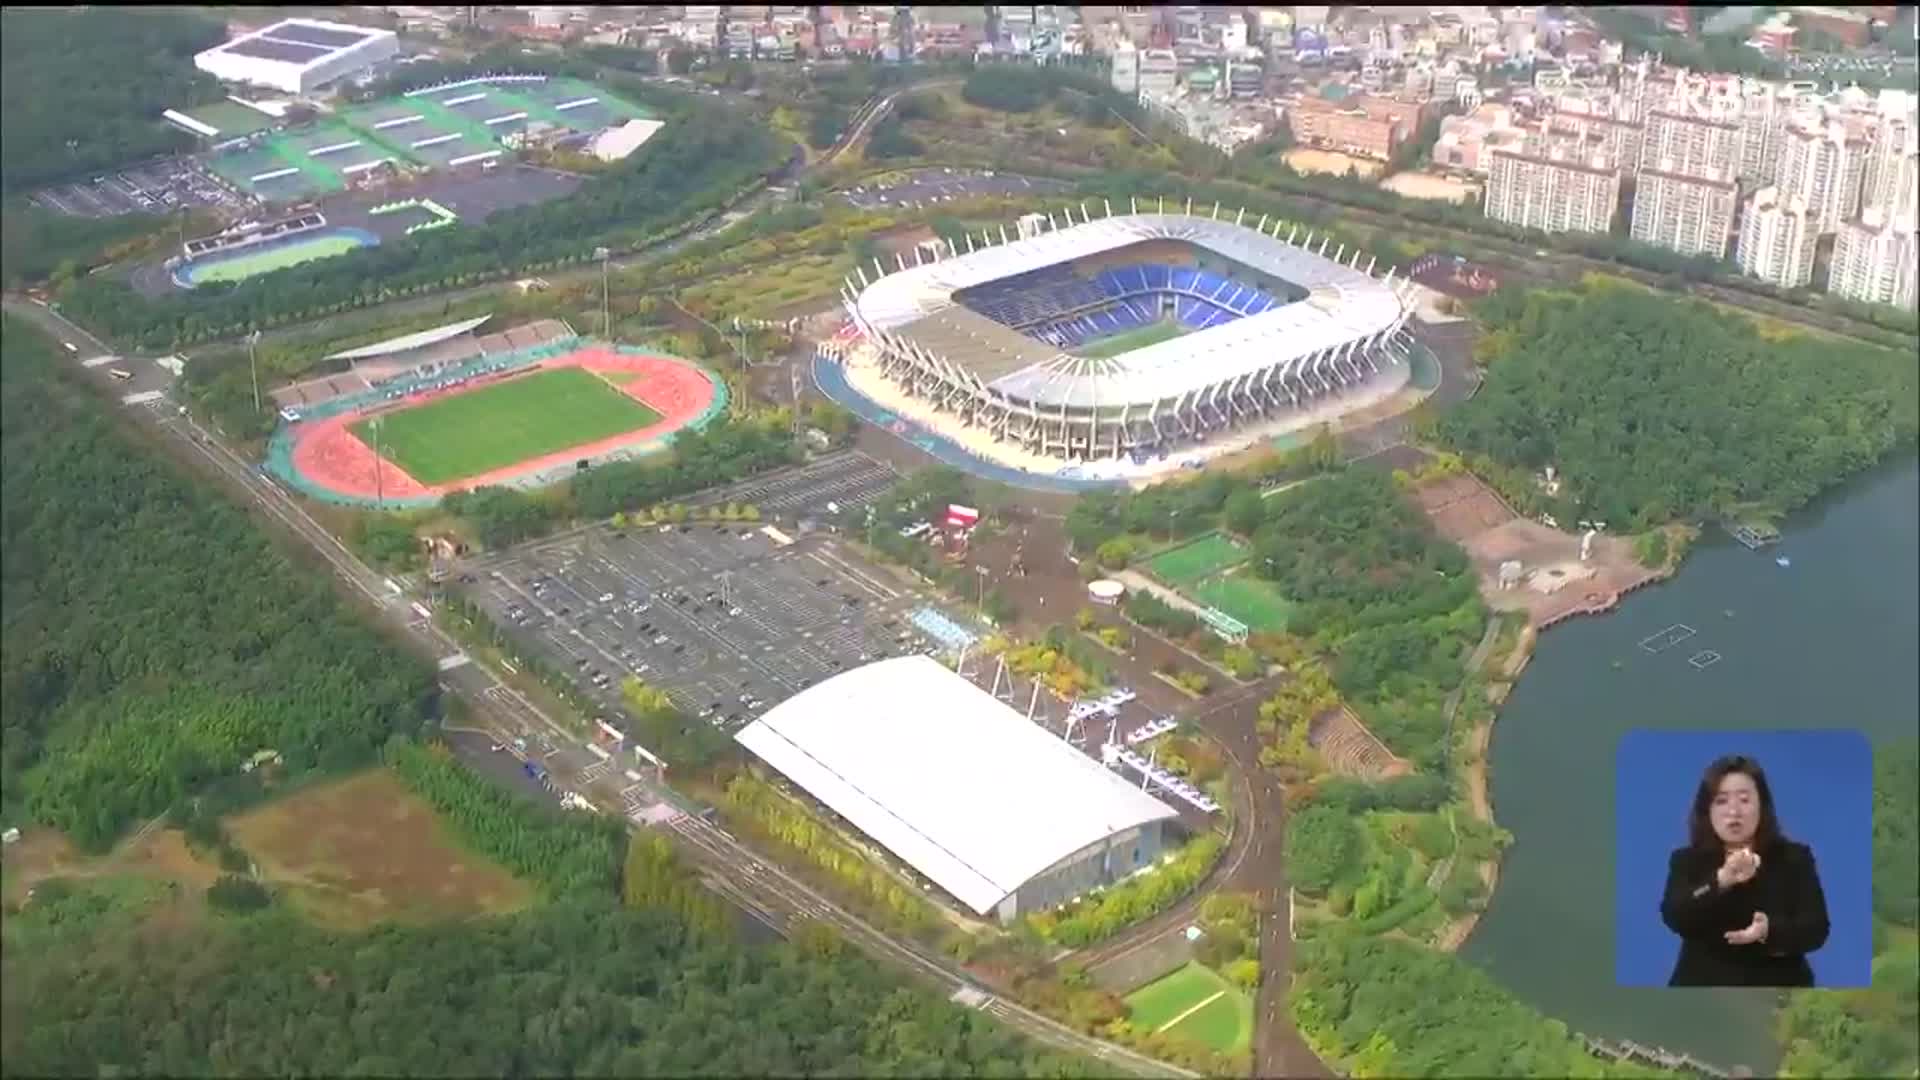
[
  {"xmin": 835, "ymin": 203, "xmax": 1419, "ymax": 464},
  {"xmin": 734, "ymin": 655, "xmax": 1180, "ymax": 923},
  {"xmin": 268, "ymin": 315, "xmax": 572, "ymax": 419},
  {"xmin": 179, "ymin": 211, "xmax": 326, "ymax": 259},
  {"xmin": 194, "ymin": 17, "xmax": 400, "ymax": 95}
]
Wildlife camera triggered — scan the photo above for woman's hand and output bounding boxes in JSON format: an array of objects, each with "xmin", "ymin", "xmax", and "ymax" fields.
[
  {"xmin": 1716, "ymin": 848, "xmax": 1762, "ymax": 890},
  {"xmin": 1724, "ymin": 911, "xmax": 1770, "ymax": 946}
]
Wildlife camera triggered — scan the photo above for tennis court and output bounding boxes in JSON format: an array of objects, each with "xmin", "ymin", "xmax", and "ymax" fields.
[
  {"xmin": 517, "ymin": 76, "xmax": 656, "ymax": 132},
  {"xmin": 283, "ymin": 123, "xmax": 392, "ymax": 176},
  {"xmin": 352, "ymin": 366, "xmax": 662, "ymax": 486},
  {"xmin": 205, "ymin": 141, "xmax": 329, "ymax": 202},
  {"xmin": 1191, "ymin": 571, "xmax": 1294, "ymax": 632},
  {"xmin": 1122, "ymin": 962, "xmax": 1252, "ymax": 1055},
  {"xmin": 1145, "ymin": 532, "xmax": 1248, "ymax": 586}
]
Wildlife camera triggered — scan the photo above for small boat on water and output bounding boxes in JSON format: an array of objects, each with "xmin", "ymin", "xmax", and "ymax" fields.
[{"xmin": 1776, "ymin": 555, "xmax": 1792, "ymax": 568}]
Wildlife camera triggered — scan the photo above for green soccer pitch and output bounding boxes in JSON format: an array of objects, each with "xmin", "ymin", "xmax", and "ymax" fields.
[
  {"xmin": 351, "ymin": 367, "xmax": 661, "ymax": 486},
  {"xmin": 1122, "ymin": 962, "xmax": 1253, "ymax": 1055},
  {"xmin": 1075, "ymin": 318, "xmax": 1186, "ymax": 358}
]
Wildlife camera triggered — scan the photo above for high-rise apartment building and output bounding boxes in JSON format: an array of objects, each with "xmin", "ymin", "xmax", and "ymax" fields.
[
  {"xmin": 1777, "ymin": 120, "xmax": 1869, "ymax": 229},
  {"xmin": 1639, "ymin": 109, "xmax": 1742, "ymax": 179},
  {"xmin": 1631, "ymin": 168, "xmax": 1740, "ymax": 258},
  {"xmin": 1485, "ymin": 146, "xmax": 1622, "ymax": 234},
  {"xmin": 1829, "ymin": 210, "xmax": 1920, "ymax": 310},
  {"xmin": 1736, "ymin": 185, "xmax": 1819, "ymax": 288}
]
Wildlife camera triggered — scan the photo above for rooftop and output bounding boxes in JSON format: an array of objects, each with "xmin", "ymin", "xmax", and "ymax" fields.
[{"xmin": 734, "ymin": 655, "xmax": 1179, "ymax": 916}]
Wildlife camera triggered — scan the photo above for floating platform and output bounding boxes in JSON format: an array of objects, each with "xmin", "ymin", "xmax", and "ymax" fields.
[
  {"xmin": 1726, "ymin": 522, "xmax": 1780, "ymax": 550},
  {"xmin": 1639, "ymin": 623, "xmax": 1697, "ymax": 654},
  {"xmin": 1688, "ymin": 650, "xmax": 1722, "ymax": 669}
]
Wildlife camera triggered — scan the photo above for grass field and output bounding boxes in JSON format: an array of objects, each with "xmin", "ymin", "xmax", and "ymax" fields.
[
  {"xmin": 1123, "ymin": 962, "xmax": 1253, "ymax": 1054},
  {"xmin": 1077, "ymin": 318, "xmax": 1185, "ymax": 358},
  {"xmin": 352, "ymin": 366, "xmax": 661, "ymax": 486},
  {"xmin": 1146, "ymin": 531, "xmax": 1249, "ymax": 586},
  {"xmin": 1192, "ymin": 571, "xmax": 1294, "ymax": 632},
  {"xmin": 226, "ymin": 768, "xmax": 533, "ymax": 929},
  {"xmin": 184, "ymin": 232, "xmax": 375, "ymax": 286}
]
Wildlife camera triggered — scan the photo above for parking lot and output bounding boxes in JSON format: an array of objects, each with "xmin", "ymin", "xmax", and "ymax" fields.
[
  {"xmin": 842, "ymin": 167, "xmax": 1072, "ymax": 211},
  {"xmin": 30, "ymin": 156, "xmax": 253, "ymax": 219},
  {"xmin": 460, "ymin": 522, "xmax": 969, "ymax": 737},
  {"xmin": 694, "ymin": 450, "xmax": 898, "ymax": 517}
]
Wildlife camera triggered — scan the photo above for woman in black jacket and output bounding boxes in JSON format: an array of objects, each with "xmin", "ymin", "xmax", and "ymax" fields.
[{"xmin": 1659, "ymin": 754, "xmax": 1831, "ymax": 987}]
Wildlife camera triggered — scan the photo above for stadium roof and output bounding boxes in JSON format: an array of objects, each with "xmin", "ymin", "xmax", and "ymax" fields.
[
  {"xmin": 852, "ymin": 212, "xmax": 1408, "ymax": 410},
  {"xmin": 325, "ymin": 315, "xmax": 493, "ymax": 361},
  {"xmin": 734, "ymin": 655, "xmax": 1179, "ymax": 916}
]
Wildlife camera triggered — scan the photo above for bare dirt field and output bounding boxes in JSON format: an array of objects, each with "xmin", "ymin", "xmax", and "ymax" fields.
[
  {"xmin": 225, "ymin": 768, "xmax": 533, "ymax": 928},
  {"xmin": 1, "ymin": 825, "xmax": 221, "ymax": 908},
  {"xmin": 1412, "ymin": 474, "xmax": 1659, "ymax": 628},
  {"xmin": 1282, "ymin": 148, "xmax": 1385, "ymax": 179},
  {"xmin": 1381, "ymin": 171, "xmax": 1481, "ymax": 203}
]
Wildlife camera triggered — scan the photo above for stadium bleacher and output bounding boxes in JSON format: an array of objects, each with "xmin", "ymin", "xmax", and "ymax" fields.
[
  {"xmin": 910, "ymin": 607, "xmax": 979, "ymax": 654},
  {"xmin": 955, "ymin": 262, "xmax": 1288, "ymax": 352}
]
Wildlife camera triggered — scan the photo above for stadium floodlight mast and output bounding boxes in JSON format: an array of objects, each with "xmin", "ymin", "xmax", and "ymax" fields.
[
  {"xmin": 248, "ymin": 329, "xmax": 263, "ymax": 414},
  {"xmin": 594, "ymin": 247, "xmax": 612, "ymax": 338}
]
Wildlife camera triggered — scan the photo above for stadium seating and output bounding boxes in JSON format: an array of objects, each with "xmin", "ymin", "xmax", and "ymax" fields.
[
  {"xmin": 910, "ymin": 607, "xmax": 979, "ymax": 654},
  {"xmin": 957, "ymin": 262, "xmax": 1286, "ymax": 352}
]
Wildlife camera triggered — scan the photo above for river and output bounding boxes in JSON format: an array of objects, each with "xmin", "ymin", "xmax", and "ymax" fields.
[{"xmin": 1462, "ymin": 454, "xmax": 1920, "ymax": 1072}]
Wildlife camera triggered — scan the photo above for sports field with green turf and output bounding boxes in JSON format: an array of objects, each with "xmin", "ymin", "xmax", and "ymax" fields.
[
  {"xmin": 1076, "ymin": 318, "xmax": 1185, "ymax": 358},
  {"xmin": 1146, "ymin": 531, "xmax": 1248, "ymax": 586},
  {"xmin": 1123, "ymin": 962, "xmax": 1252, "ymax": 1054},
  {"xmin": 352, "ymin": 367, "xmax": 660, "ymax": 486},
  {"xmin": 1191, "ymin": 571, "xmax": 1294, "ymax": 632},
  {"xmin": 184, "ymin": 235, "xmax": 373, "ymax": 286}
]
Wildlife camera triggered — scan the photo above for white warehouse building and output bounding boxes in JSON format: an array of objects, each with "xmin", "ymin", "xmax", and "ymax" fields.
[
  {"xmin": 734, "ymin": 655, "xmax": 1181, "ymax": 923},
  {"xmin": 194, "ymin": 18, "xmax": 400, "ymax": 95}
]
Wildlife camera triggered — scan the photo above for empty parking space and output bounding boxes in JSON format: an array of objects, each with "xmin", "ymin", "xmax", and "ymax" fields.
[
  {"xmin": 30, "ymin": 156, "xmax": 253, "ymax": 219},
  {"xmin": 843, "ymin": 168, "xmax": 1073, "ymax": 211},
  {"xmin": 698, "ymin": 451, "xmax": 898, "ymax": 516},
  {"xmin": 458, "ymin": 523, "xmax": 973, "ymax": 744}
]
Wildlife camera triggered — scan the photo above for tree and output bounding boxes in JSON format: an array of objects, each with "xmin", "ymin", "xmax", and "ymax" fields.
[
  {"xmin": 1285, "ymin": 807, "xmax": 1357, "ymax": 895},
  {"xmin": 1223, "ymin": 488, "xmax": 1265, "ymax": 536}
]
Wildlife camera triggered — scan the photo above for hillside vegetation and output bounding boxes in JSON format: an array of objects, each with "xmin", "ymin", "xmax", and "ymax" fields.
[
  {"xmin": 1438, "ymin": 283, "xmax": 1920, "ymax": 530},
  {"xmin": 0, "ymin": 315, "xmax": 437, "ymax": 848}
]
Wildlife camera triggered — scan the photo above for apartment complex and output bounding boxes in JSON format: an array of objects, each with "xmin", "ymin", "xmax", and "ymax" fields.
[
  {"xmin": 1829, "ymin": 211, "xmax": 1920, "ymax": 308},
  {"xmin": 1736, "ymin": 185, "xmax": 1820, "ymax": 288},
  {"xmin": 1485, "ymin": 146, "xmax": 1621, "ymax": 234},
  {"xmin": 1631, "ymin": 168, "xmax": 1740, "ymax": 258}
]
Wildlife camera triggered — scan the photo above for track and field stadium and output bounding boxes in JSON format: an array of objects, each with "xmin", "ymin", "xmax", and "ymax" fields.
[
  {"xmin": 825, "ymin": 202, "xmax": 1420, "ymax": 482},
  {"xmin": 264, "ymin": 321, "xmax": 725, "ymax": 507}
]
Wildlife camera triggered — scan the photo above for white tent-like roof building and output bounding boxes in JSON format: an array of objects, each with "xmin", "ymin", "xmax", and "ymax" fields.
[{"xmin": 734, "ymin": 655, "xmax": 1178, "ymax": 921}]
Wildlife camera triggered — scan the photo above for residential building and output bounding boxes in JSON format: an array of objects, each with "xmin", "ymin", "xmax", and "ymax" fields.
[
  {"xmin": 1861, "ymin": 125, "xmax": 1919, "ymax": 220},
  {"xmin": 1434, "ymin": 103, "xmax": 1526, "ymax": 176},
  {"xmin": 1138, "ymin": 48, "xmax": 1180, "ymax": 99},
  {"xmin": 1829, "ymin": 209, "xmax": 1919, "ymax": 309},
  {"xmin": 1550, "ymin": 108, "xmax": 1645, "ymax": 173},
  {"xmin": 1112, "ymin": 40, "xmax": 1140, "ymax": 95},
  {"xmin": 1777, "ymin": 120, "xmax": 1869, "ymax": 228},
  {"xmin": 1736, "ymin": 186, "xmax": 1819, "ymax": 288},
  {"xmin": 1631, "ymin": 167, "xmax": 1739, "ymax": 258},
  {"xmin": 1639, "ymin": 109, "xmax": 1742, "ymax": 179},
  {"xmin": 1485, "ymin": 146, "xmax": 1622, "ymax": 234},
  {"xmin": 1288, "ymin": 93, "xmax": 1429, "ymax": 161}
]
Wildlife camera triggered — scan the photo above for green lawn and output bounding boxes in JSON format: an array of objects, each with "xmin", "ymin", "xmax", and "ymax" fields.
[
  {"xmin": 187, "ymin": 234, "xmax": 371, "ymax": 285},
  {"xmin": 1122, "ymin": 962, "xmax": 1252, "ymax": 1055},
  {"xmin": 1146, "ymin": 531, "xmax": 1248, "ymax": 586},
  {"xmin": 1076, "ymin": 318, "xmax": 1185, "ymax": 358},
  {"xmin": 352, "ymin": 367, "xmax": 660, "ymax": 486},
  {"xmin": 1191, "ymin": 571, "xmax": 1294, "ymax": 632}
]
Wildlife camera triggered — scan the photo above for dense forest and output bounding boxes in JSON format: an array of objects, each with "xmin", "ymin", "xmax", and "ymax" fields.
[
  {"xmin": 1291, "ymin": 931, "xmax": 1668, "ymax": 1078},
  {"xmin": 1776, "ymin": 740, "xmax": 1920, "ymax": 1077},
  {"xmin": 0, "ymin": 316, "xmax": 437, "ymax": 848},
  {"xmin": 0, "ymin": 8, "xmax": 226, "ymax": 194},
  {"xmin": 1438, "ymin": 283, "xmax": 1920, "ymax": 530},
  {"xmin": 2, "ymin": 746, "xmax": 1098, "ymax": 1078}
]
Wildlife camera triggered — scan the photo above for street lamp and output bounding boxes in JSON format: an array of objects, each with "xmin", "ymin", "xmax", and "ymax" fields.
[
  {"xmin": 594, "ymin": 247, "xmax": 612, "ymax": 339},
  {"xmin": 975, "ymin": 564, "xmax": 991, "ymax": 611}
]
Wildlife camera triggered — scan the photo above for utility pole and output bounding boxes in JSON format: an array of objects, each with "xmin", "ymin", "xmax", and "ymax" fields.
[
  {"xmin": 975, "ymin": 564, "xmax": 990, "ymax": 611},
  {"xmin": 248, "ymin": 329, "xmax": 262, "ymax": 415},
  {"xmin": 595, "ymin": 246, "xmax": 611, "ymax": 340},
  {"xmin": 373, "ymin": 416, "xmax": 385, "ymax": 509}
]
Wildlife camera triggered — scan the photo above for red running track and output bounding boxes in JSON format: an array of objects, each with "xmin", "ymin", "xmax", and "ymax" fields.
[{"xmin": 290, "ymin": 348, "xmax": 718, "ymax": 502}]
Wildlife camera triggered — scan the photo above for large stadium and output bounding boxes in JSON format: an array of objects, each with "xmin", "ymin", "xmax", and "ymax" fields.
[{"xmin": 828, "ymin": 202, "xmax": 1420, "ymax": 481}]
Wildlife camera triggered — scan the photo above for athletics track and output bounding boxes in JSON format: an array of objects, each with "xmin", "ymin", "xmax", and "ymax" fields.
[{"xmin": 281, "ymin": 346, "xmax": 722, "ymax": 508}]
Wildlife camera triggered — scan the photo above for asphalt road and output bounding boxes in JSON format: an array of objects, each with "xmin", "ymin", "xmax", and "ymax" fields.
[{"xmin": 5, "ymin": 294, "xmax": 1191, "ymax": 1080}]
